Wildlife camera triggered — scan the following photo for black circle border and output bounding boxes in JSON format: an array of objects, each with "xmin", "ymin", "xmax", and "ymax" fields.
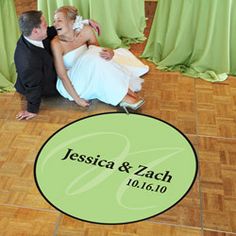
[{"xmin": 34, "ymin": 112, "xmax": 199, "ymax": 225}]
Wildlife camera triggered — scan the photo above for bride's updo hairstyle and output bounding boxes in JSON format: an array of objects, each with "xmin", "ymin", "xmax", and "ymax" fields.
[{"xmin": 55, "ymin": 6, "xmax": 78, "ymax": 21}]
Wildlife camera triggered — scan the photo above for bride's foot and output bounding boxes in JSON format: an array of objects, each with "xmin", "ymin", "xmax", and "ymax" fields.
[
  {"xmin": 119, "ymin": 95, "xmax": 144, "ymax": 114},
  {"xmin": 120, "ymin": 99, "xmax": 144, "ymax": 109}
]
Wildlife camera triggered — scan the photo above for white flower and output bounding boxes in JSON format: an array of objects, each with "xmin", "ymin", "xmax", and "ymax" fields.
[{"xmin": 73, "ymin": 15, "xmax": 89, "ymax": 32}]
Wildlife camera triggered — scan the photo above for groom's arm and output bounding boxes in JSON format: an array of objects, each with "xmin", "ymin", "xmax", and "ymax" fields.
[
  {"xmin": 17, "ymin": 64, "xmax": 43, "ymax": 114},
  {"xmin": 14, "ymin": 53, "xmax": 44, "ymax": 119},
  {"xmin": 47, "ymin": 26, "xmax": 57, "ymax": 40},
  {"xmin": 88, "ymin": 20, "xmax": 101, "ymax": 36}
]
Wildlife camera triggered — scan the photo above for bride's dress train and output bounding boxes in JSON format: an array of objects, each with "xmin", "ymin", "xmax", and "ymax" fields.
[{"xmin": 56, "ymin": 45, "xmax": 149, "ymax": 106}]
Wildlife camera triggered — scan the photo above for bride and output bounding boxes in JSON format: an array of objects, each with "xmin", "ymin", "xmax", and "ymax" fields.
[{"xmin": 51, "ymin": 6, "xmax": 149, "ymax": 112}]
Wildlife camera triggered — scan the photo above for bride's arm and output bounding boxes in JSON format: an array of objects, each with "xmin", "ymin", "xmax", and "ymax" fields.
[{"xmin": 51, "ymin": 38, "xmax": 89, "ymax": 107}]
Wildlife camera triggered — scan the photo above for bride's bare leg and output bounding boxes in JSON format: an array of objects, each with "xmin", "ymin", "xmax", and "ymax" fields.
[
  {"xmin": 119, "ymin": 90, "xmax": 144, "ymax": 113},
  {"xmin": 127, "ymin": 89, "xmax": 137, "ymax": 99},
  {"xmin": 121, "ymin": 94, "xmax": 138, "ymax": 104}
]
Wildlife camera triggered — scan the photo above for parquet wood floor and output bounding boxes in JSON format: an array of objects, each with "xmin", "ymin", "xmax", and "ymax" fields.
[{"xmin": 1, "ymin": 1, "xmax": 236, "ymax": 235}]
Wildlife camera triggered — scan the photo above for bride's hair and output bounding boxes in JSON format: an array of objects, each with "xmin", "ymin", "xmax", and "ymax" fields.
[{"xmin": 55, "ymin": 6, "xmax": 78, "ymax": 21}]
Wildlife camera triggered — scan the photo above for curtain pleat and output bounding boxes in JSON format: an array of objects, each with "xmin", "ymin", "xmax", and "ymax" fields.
[
  {"xmin": 0, "ymin": 0, "xmax": 19, "ymax": 92},
  {"xmin": 142, "ymin": 0, "xmax": 236, "ymax": 82}
]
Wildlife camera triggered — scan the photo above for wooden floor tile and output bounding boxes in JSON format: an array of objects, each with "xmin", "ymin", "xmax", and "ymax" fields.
[
  {"xmin": 196, "ymin": 79, "xmax": 236, "ymax": 138},
  {"xmin": 0, "ymin": 205, "xmax": 58, "ymax": 236},
  {"xmin": 141, "ymin": 71, "xmax": 197, "ymax": 135},
  {"xmin": 198, "ymin": 137, "xmax": 236, "ymax": 232},
  {"xmin": 0, "ymin": 145, "xmax": 56, "ymax": 210},
  {"xmin": 57, "ymin": 216, "xmax": 202, "ymax": 236},
  {"xmin": 204, "ymin": 230, "xmax": 236, "ymax": 236}
]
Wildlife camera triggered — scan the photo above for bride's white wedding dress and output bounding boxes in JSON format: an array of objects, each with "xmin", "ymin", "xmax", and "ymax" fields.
[{"xmin": 56, "ymin": 45, "xmax": 149, "ymax": 106}]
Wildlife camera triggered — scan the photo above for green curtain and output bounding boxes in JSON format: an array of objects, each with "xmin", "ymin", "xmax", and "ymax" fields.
[
  {"xmin": 141, "ymin": 0, "xmax": 236, "ymax": 82},
  {"xmin": 38, "ymin": 0, "xmax": 146, "ymax": 48},
  {"xmin": 38, "ymin": 0, "xmax": 90, "ymax": 25},
  {"xmin": 0, "ymin": 0, "xmax": 19, "ymax": 92}
]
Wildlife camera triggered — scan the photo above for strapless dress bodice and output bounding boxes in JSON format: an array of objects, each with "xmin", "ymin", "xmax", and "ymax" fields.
[{"xmin": 63, "ymin": 45, "xmax": 88, "ymax": 69}]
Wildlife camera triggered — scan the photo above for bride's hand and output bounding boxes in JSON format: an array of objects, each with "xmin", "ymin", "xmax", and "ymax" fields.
[{"xmin": 76, "ymin": 98, "xmax": 90, "ymax": 107}]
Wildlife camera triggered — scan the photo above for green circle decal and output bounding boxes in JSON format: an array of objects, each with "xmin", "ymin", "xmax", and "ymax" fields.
[{"xmin": 34, "ymin": 113, "xmax": 198, "ymax": 224}]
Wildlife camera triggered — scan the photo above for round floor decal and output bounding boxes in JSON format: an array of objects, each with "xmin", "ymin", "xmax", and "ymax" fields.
[{"xmin": 34, "ymin": 113, "xmax": 198, "ymax": 224}]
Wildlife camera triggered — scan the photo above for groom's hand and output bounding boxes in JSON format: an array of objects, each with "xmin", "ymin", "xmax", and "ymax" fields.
[
  {"xmin": 88, "ymin": 20, "xmax": 101, "ymax": 36},
  {"xmin": 16, "ymin": 110, "xmax": 37, "ymax": 120},
  {"xmin": 100, "ymin": 48, "xmax": 114, "ymax": 60}
]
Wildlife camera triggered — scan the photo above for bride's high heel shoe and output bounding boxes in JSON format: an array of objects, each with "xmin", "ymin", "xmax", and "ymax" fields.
[{"xmin": 119, "ymin": 99, "xmax": 145, "ymax": 114}]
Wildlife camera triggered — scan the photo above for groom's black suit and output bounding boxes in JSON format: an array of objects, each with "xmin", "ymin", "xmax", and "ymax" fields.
[{"xmin": 14, "ymin": 27, "xmax": 58, "ymax": 113}]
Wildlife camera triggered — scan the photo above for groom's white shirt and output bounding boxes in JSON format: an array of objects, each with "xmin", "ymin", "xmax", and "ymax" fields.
[{"xmin": 24, "ymin": 36, "xmax": 44, "ymax": 48}]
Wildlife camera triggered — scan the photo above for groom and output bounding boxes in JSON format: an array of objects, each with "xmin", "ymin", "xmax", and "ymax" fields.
[{"xmin": 14, "ymin": 10, "xmax": 101, "ymax": 120}]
